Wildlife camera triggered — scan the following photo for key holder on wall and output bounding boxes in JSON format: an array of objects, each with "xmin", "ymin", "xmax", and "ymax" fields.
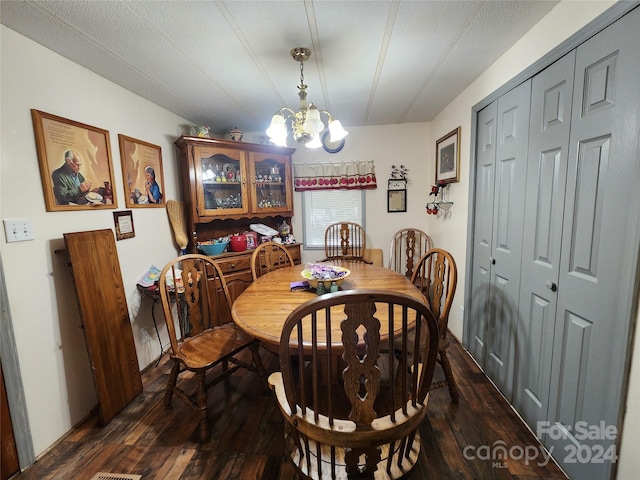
[{"xmin": 426, "ymin": 180, "xmax": 453, "ymax": 218}]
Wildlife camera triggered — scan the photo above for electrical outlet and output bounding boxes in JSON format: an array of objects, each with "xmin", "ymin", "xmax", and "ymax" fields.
[
  {"xmin": 141, "ymin": 328, "xmax": 151, "ymax": 344},
  {"xmin": 3, "ymin": 218, "xmax": 34, "ymax": 242}
]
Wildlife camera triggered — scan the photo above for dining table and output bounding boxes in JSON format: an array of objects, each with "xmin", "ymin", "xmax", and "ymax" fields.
[{"xmin": 231, "ymin": 261, "xmax": 427, "ymax": 352}]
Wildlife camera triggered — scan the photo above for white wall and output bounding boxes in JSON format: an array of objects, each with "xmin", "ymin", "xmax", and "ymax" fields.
[{"xmin": 1, "ymin": 26, "xmax": 189, "ymax": 455}]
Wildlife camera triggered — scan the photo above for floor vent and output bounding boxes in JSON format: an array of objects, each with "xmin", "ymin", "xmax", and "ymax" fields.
[{"xmin": 90, "ymin": 474, "xmax": 142, "ymax": 480}]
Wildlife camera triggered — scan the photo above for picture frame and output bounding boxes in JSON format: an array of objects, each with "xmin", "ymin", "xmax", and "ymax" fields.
[
  {"xmin": 118, "ymin": 134, "xmax": 165, "ymax": 208},
  {"xmin": 435, "ymin": 126, "xmax": 461, "ymax": 184},
  {"xmin": 387, "ymin": 189, "xmax": 407, "ymax": 213},
  {"xmin": 31, "ymin": 109, "xmax": 117, "ymax": 211},
  {"xmin": 113, "ymin": 210, "xmax": 135, "ymax": 240}
]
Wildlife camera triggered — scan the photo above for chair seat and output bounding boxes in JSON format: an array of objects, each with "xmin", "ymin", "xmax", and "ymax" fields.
[
  {"xmin": 177, "ymin": 324, "xmax": 258, "ymax": 370},
  {"xmin": 289, "ymin": 430, "xmax": 422, "ymax": 480}
]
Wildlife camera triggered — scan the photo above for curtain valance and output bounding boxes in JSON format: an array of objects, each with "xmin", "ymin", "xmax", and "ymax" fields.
[{"xmin": 293, "ymin": 160, "xmax": 377, "ymax": 191}]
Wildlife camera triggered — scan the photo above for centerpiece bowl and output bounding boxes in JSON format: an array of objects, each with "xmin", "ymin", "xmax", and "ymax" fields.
[{"xmin": 301, "ymin": 264, "xmax": 351, "ymax": 289}]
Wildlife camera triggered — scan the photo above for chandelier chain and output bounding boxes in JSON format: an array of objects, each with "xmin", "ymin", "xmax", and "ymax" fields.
[{"xmin": 299, "ymin": 60, "xmax": 304, "ymax": 85}]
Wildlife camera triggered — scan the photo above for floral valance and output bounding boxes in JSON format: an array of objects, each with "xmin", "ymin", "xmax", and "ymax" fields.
[{"xmin": 293, "ymin": 160, "xmax": 377, "ymax": 191}]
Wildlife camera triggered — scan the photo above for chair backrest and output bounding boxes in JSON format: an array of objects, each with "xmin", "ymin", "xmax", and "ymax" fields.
[
  {"xmin": 388, "ymin": 228, "xmax": 433, "ymax": 278},
  {"xmin": 323, "ymin": 221, "xmax": 369, "ymax": 262},
  {"xmin": 250, "ymin": 241, "xmax": 295, "ymax": 280},
  {"xmin": 410, "ymin": 248, "xmax": 457, "ymax": 336},
  {"xmin": 159, "ymin": 254, "xmax": 232, "ymax": 353},
  {"xmin": 278, "ymin": 290, "xmax": 438, "ymax": 477}
]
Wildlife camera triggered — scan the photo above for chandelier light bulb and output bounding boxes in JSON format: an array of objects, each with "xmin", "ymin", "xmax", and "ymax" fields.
[
  {"xmin": 302, "ymin": 104, "xmax": 324, "ymax": 134},
  {"xmin": 267, "ymin": 114, "xmax": 286, "ymax": 139},
  {"xmin": 328, "ymin": 119, "xmax": 349, "ymax": 142},
  {"xmin": 267, "ymin": 47, "xmax": 348, "ymax": 148},
  {"xmin": 305, "ymin": 134, "xmax": 322, "ymax": 149}
]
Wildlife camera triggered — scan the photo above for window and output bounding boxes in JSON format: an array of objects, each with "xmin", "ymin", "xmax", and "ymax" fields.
[{"xmin": 302, "ymin": 190, "xmax": 365, "ymax": 249}]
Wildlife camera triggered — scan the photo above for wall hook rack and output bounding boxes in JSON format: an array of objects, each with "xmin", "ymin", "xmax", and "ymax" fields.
[{"xmin": 426, "ymin": 180, "xmax": 453, "ymax": 217}]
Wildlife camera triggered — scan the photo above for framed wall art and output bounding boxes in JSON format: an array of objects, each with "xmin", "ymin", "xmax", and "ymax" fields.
[
  {"xmin": 31, "ymin": 109, "xmax": 117, "ymax": 211},
  {"xmin": 387, "ymin": 189, "xmax": 407, "ymax": 213},
  {"xmin": 435, "ymin": 126, "xmax": 461, "ymax": 184},
  {"xmin": 118, "ymin": 134, "xmax": 165, "ymax": 208},
  {"xmin": 113, "ymin": 210, "xmax": 135, "ymax": 240}
]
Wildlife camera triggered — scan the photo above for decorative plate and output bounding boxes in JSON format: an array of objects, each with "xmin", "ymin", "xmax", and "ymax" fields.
[{"xmin": 322, "ymin": 130, "xmax": 345, "ymax": 154}]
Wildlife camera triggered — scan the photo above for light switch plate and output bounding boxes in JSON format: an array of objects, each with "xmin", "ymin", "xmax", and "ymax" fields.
[{"xmin": 3, "ymin": 218, "xmax": 34, "ymax": 242}]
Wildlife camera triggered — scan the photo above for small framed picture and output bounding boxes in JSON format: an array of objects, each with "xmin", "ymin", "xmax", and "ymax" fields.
[
  {"xmin": 387, "ymin": 189, "xmax": 407, "ymax": 213},
  {"xmin": 118, "ymin": 134, "xmax": 165, "ymax": 208},
  {"xmin": 113, "ymin": 210, "xmax": 135, "ymax": 240},
  {"xmin": 435, "ymin": 127, "xmax": 461, "ymax": 184},
  {"xmin": 31, "ymin": 110, "xmax": 117, "ymax": 211}
]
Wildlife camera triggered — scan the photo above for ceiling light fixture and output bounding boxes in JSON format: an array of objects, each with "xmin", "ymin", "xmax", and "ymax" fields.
[{"xmin": 267, "ymin": 47, "xmax": 348, "ymax": 149}]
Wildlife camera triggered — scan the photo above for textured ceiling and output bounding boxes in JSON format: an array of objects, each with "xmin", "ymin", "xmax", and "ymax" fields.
[{"xmin": 1, "ymin": 0, "xmax": 558, "ymax": 136}]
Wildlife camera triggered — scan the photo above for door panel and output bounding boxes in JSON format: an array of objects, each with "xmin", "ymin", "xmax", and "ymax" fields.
[
  {"xmin": 546, "ymin": 8, "xmax": 640, "ymax": 479},
  {"xmin": 514, "ymin": 51, "xmax": 575, "ymax": 427},
  {"xmin": 467, "ymin": 102, "xmax": 497, "ymax": 364},
  {"xmin": 484, "ymin": 80, "xmax": 531, "ymax": 399}
]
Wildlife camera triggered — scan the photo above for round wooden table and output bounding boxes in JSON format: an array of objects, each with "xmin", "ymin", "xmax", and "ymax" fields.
[{"xmin": 231, "ymin": 262, "xmax": 425, "ymax": 350}]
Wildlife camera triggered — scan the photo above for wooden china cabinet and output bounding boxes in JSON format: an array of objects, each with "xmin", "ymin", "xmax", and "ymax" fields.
[{"xmin": 174, "ymin": 136, "xmax": 300, "ymax": 323}]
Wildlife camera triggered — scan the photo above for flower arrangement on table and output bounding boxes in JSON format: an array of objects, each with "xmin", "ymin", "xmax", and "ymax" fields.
[{"xmin": 301, "ymin": 263, "xmax": 351, "ymax": 289}]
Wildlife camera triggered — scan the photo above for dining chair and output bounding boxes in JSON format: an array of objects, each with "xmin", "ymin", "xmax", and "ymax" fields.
[
  {"xmin": 321, "ymin": 221, "xmax": 372, "ymax": 263},
  {"xmin": 410, "ymin": 248, "xmax": 458, "ymax": 402},
  {"xmin": 388, "ymin": 228, "xmax": 433, "ymax": 278},
  {"xmin": 159, "ymin": 253, "xmax": 267, "ymax": 442},
  {"xmin": 250, "ymin": 241, "xmax": 295, "ymax": 280},
  {"xmin": 268, "ymin": 290, "xmax": 439, "ymax": 479}
]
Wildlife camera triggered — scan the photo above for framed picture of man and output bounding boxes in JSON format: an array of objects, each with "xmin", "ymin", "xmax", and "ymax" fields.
[
  {"xmin": 118, "ymin": 135, "xmax": 165, "ymax": 208},
  {"xmin": 435, "ymin": 127, "xmax": 461, "ymax": 184},
  {"xmin": 31, "ymin": 110, "xmax": 117, "ymax": 211}
]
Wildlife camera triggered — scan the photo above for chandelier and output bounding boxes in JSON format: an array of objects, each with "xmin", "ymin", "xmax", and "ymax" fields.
[{"xmin": 266, "ymin": 47, "xmax": 348, "ymax": 149}]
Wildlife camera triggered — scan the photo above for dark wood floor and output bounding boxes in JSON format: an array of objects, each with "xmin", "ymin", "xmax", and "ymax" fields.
[{"xmin": 12, "ymin": 337, "xmax": 568, "ymax": 480}]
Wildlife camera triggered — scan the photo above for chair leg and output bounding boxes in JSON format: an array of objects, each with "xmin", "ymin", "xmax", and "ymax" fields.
[
  {"xmin": 164, "ymin": 361, "xmax": 180, "ymax": 406},
  {"xmin": 195, "ymin": 370, "xmax": 210, "ymax": 442},
  {"xmin": 250, "ymin": 342, "xmax": 268, "ymax": 378},
  {"xmin": 439, "ymin": 350, "xmax": 459, "ymax": 403}
]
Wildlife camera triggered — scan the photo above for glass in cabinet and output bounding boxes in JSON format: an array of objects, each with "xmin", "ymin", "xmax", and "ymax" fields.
[
  {"xmin": 249, "ymin": 152, "xmax": 293, "ymax": 214},
  {"xmin": 195, "ymin": 147, "xmax": 249, "ymax": 216}
]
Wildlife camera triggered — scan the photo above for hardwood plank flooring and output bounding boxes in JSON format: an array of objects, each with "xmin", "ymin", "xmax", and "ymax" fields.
[{"xmin": 11, "ymin": 337, "xmax": 568, "ymax": 479}]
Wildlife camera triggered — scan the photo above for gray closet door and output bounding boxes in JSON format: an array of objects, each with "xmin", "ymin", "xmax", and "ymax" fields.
[
  {"xmin": 483, "ymin": 80, "xmax": 531, "ymax": 399},
  {"xmin": 467, "ymin": 101, "xmax": 497, "ymax": 365},
  {"xmin": 545, "ymin": 8, "xmax": 640, "ymax": 480},
  {"xmin": 514, "ymin": 51, "xmax": 576, "ymax": 427}
]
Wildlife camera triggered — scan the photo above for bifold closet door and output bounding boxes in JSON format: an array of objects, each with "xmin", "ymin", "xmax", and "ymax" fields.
[
  {"xmin": 468, "ymin": 79, "xmax": 531, "ymax": 400},
  {"xmin": 544, "ymin": 7, "xmax": 640, "ymax": 480},
  {"xmin": 514, "ymin": 50, "xmax": 576, "ymax": 428},
  {"xmin": 467, "ymin": 101, "xmax": 497, "ymax": 367}
]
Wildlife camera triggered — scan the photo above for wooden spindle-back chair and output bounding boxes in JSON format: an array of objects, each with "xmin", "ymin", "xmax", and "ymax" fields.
[
  {"xmin": 250, "ymin": 241, "xmax": 295, "ymax": 280},
  {"xmin": 321, "ymin": 222, "xmax": 372, "ymax": 263},
  {"xmin": 268, "ymin": 290, "xmax": 439, "ymax": 479},
  {"xmin": 388, "ymin": 228, "xmax": 433, "ymax": 278},
  {"xmin": 159, "ymin": 254, "xmax": 266, "ymax": 442},
  {"xmin": 410, "ymin": 248, "xmax": 458, "ymax": 402}
]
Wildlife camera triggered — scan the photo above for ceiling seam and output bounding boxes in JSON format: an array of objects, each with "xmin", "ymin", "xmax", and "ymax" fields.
[
  {"xmin": 120, "ymin": 0, "xmax": 259, "ymax": 126},
  {"xmin": 396, "ymin": 0, "xmax": 486, "ymax": 123},
  {"xmin": 362, "ymin": 0, "xmax": 401, "ymax": 126},
  {"xmin": 214, "ymin": 0, "xmax": 287, "ymax": 115},
  {"xmin": 303, "ymin": 0, "xmax": 329, "ymax": 113}
]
